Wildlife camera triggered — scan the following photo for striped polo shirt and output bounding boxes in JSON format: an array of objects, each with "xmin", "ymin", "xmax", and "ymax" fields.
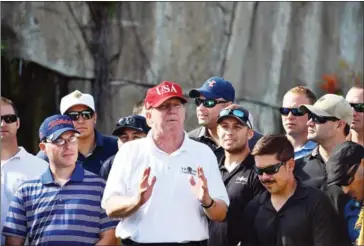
[{"xmin": 2, "ymin": 164, "xmax": 117, "ymax": 245}]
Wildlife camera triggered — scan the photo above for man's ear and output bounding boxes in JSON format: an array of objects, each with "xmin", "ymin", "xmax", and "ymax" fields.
[
  {"xmin": 93, "ymin": 112, "xmax": 97, "ymax": 125},
  {"xmin": 16, "ymin": 118, "xmax": 20, "ymax": 130},
  {"xmin": 39, "ymin": 142, "xmax": 46, "ymax": 153},
  {"xmin": 247, "ymin": 128, "xmax": 254, "ymax": 140},
  {"xmin": 287, "ymin": 158, "xmax": 295, "ymax": 172}
]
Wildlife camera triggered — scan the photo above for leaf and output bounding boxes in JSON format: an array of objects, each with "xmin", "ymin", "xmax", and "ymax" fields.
[{"xmin": 320, "ymin": 74, "xmax": 339, "ymax": 94}]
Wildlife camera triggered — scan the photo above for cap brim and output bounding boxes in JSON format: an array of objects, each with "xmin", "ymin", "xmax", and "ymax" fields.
[
  {"xmin": 112, "ymin": 126, "xmax": 146, "ymax": 136},
  {"xmin": 189, "ymin": 89, "xmax": 218, "ymax": 99},
  {"xmin": 217, "ymin": 115, "xmax": 250, "ymax": 128},
  {"xmin": 299, "ymin": 105, "xmax": 333, "ymax": 117},
  {"xmin": 151, "ymin": 95, "xmax": 187, "ymax": 108},
  {"xmin": 48, "ymin": 128, "xmax": 80, "ymax": 141}
]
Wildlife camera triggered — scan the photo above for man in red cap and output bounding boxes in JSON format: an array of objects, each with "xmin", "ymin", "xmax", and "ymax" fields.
[{"xmin": 102, "ymin": 81, "xmax": 229, "ymax": 246}]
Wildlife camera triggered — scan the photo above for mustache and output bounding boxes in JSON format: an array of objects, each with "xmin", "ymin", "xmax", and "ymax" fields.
[{"xmin": 261, "ymin": 179, "xmax": 275, "ymax": 184}]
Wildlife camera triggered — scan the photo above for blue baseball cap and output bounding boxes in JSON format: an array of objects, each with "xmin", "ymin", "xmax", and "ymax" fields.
[
  {"xmin": 39, "ymin": 114, "xmax": 80, "ymax": 141},
  {"xmin": 112, "ymin": 115, "xmax": 151, "ymax": 136},
  {"xmin": 189, "ymin": 77, "xmax": 235, "ymax": 102}
]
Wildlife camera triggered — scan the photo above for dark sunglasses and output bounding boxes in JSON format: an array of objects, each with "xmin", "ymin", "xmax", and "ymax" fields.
[
  {"xmin": 254, "ymin": 162, "xmax": 285, "ymax": 176},
  {"xmin": 1, "ymin": 114, "xmax": 17, "ymax": 124},
  {"xmin": 350, "ymin": 103, "xmax": 364, "ymax": 113},
  {"xmin": 195, "ymin": 98, "xmax": 229, "ymax": 108},
  {"xmin": 66, "ymin": 110, "xmax": 94, "ymax": 121},
  {"xmin": 279, "ymin": 107, "xmax": 305, "ymax": 116},
  {"xmin": 308, "ymin": 112, "xmax": 339, "ymax": 124},
  {"xmin": 219, "ymin": 109, "xmax": 252, "ymax": 128}
]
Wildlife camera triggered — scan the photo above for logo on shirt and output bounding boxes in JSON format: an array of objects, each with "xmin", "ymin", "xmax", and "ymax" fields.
[
  {"xmin": 181, "ymin": 166, "xmax": 197, "ymax": 176},
  {"xmin": 235, "ymin": 176, "xmax": 248, "ymax": 184}
]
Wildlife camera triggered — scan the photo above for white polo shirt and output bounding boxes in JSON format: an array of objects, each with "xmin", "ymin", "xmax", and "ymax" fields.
[
  {"xmin": 102, "ymin": 131, "xmax": 229, "ymax": 243},
  {"xmin": 1, "ymin": 147, "xmax": 48, "ymax": 243}
]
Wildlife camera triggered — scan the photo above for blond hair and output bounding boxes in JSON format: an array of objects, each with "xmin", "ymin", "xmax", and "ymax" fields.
[{"xmin": 285, "ymin": 86, "xmax": 317, "ymax": 104}]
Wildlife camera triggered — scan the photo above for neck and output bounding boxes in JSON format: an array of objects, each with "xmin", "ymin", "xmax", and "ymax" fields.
[
  {"xmin": 153, "ymin": 130, "xmax": 184, "ymax": 154},
  {"xmin": 319, "ymin": 136, "xmax": 347, "ymax": 162},
  {"xmin": 351, "ymin": 130, "xmax": 364, "ymax": 146},
  {"xmin": 1, "ymin": 139, "xmax": 20, "ymax": 161},
  {"xmin": 286, "ymin": 133, "xmax": 309, "ymax": 151},
  {"xmin": 49, "ymin": 163, "xmax": 75, "ymax": 186},
  {"xmin": 224, "ymin": 147, "xmax": 250, "ymax": 167},
  {"xmin": 78, "ymin": 131, "xmax": 96, "ymax": 157},
  {"xmin": 207, "ymin": 126, "xmax": 219, "ymax": 145}
]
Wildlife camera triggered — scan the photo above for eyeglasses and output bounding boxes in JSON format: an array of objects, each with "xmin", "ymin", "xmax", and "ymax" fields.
[
  {"xmin": 308, "ymin": 112, "xmax": 339, "ymax": 124},
  {"xmin": 219, "ymin": 109, "xmax": 252, "ymax": 128},
  {"xmin": 279, "ymin": 107, "xmax": 305, "ymax": 116},
  {"xmin": 195, "ymin": 98, "xmax": 229, "ymax": 108},
  {"xmin": 1, "ymin": 114, "xmax": 17, "ymax": 124},
  {"xmin": 350, "ymin": 103, "xmax": 364, "ymax": 113},
  {"xmin": 254, "ymin": 162, "xmax": 285, "ymax": 176},
  {"xmin": 66, "ymin": 110, "xmax": 94, "ymax": 121},
  {"xmin": 45, "ymin": 134, "xmax": 78, "ymax": 147}
]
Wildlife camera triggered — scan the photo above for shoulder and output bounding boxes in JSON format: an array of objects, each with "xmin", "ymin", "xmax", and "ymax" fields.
[
  {"xmin": 83, "ymin": 170, "xmax": 106, "ymax": 185},
  {"xmin": 16, "ymin": 178, "xmax": 42, "ymax": 195},
  {"xmin": 100, "ymin": 134, "xmax": 118, "ymax": 149},
  {"xmin": 188, "ymin": 126, "xmax": 203, "ymax": 139},
  {"xmin": 23, "ymin": 150, "xmax": 49, "ymax": 167},
  {"xmin": 186, "ymin": 136, "xmax": 216, "ymax": 156}
]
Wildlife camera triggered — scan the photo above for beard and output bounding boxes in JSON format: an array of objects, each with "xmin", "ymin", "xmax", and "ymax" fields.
[{"xmin": 224, "ymin": 144, "xmax": 247, "ymax": 155}]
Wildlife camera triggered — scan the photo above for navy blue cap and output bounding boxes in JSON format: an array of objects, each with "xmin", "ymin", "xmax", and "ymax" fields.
[
  {"xmin": 39, "ymin": 114, "xmax": 80, "ymax": 141},
  {"xmin": 189, "ymin": 77, "xmax": 235, "ymax": 102},
  {"xmin": 112, "ymin": 115, "xmax": 151, "ymax": 136}
]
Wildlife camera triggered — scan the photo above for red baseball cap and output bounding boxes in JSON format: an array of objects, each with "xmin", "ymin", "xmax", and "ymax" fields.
[{"xmin": 144, "ymin": 81, "xmax": 187, "ymax": 109}]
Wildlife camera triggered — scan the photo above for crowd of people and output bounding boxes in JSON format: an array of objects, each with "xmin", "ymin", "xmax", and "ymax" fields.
[{"xmin": 1, "ymin": 76, "xmax": 363, "ymax": 246}]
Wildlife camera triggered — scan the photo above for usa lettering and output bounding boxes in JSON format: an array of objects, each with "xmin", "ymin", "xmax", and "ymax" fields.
[{"xmin": 156, "ymin": 85, "xmax": 177, "ymax": 95}]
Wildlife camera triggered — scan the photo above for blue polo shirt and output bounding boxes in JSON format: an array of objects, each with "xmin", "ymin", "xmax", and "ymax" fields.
[
  {"xmin": 294, "ymin": 140, "xmax": 317, "ymax": 160},
  {"xmin": 37, "ymin": 129, "xmax": 118, "ymax": 175},
  {"xmin": 2, "ymin": 164, "xmax": 118, "ymax": 245}
]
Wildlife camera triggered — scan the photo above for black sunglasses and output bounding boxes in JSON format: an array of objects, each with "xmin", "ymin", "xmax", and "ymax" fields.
[
  {"xmin": 1, "ymin": 114, "xmax": 17, "ymax": 124},
  {"xmin": 195, "ymin": 98, "xmax": 229, "ymax": 108},
  {"xmin": 308, "ymin": 112, "xmax": 339, "ymax": 124},
  {"xmin": 279, "ymin": 107, "xmax": 305, "ymax": 116},
  {"xmin": 254, "ymin": 162, "xmax": 285, "ymax": 176},
  {"xmin": 350, "ymin": 103, "xmax": 364, "ymax": 113},
  {"xmin": 66, "ymin": 110, "xmax": 94, "ymax": 121}
]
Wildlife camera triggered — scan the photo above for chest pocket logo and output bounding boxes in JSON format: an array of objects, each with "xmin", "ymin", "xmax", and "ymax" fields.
[
  {"xmin": 181, "ymin": 166, "xmax": 197, "ymax": 176},
  {"xmin": 235, "ymin": 176, "xmax": 248, "ymax": 184}
]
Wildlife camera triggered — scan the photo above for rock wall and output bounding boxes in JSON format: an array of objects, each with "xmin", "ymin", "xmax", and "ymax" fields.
[{"xmin": 2, "ymin": 2, "xmax": 363, "ymax": 135}]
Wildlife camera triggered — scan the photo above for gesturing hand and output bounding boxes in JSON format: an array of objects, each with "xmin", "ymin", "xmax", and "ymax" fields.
[
  {"xmin": 189, "ymin": 166, "xmax": 212, "ymax": 206},
  {"xmin": 138, "ymin": 167, "xmax": 156, "ymax": 206}
]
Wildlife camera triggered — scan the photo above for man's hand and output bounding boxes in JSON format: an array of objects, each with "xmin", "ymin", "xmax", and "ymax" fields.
[
  {"xmin": 138, "ymin": 167, "xmax": 157, "ymax": 206},
  {"xmin": 189, "ymin": 166, "xmax": 212, "ymax": 206}
]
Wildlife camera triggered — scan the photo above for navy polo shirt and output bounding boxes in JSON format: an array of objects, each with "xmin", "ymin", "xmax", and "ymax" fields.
[
  {"xmin": 2, "ymin": 164, "xmax": 118, "ymax": 245},
  {"xmin": 36, "ymin": 129, "xmax": 118, "ymax": 175}
]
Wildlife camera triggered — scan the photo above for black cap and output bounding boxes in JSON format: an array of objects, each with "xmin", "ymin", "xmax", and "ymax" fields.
[
  {"xmin": 327, "ymin": 141, "xmax": 364, "ymax": 186},
  {"xmin": 217, "ymin": 106, "xmax": 253, "ymax": 129},
  {"xmin": 112, "ymin": 115, "xmax": 150, "ymax": 136}
]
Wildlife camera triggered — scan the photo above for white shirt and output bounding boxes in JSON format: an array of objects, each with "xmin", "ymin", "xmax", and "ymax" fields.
[
  {"xmin": 102, "ymin": 131, "xmax": 229, "ymax": 243},
  {"xmin": 1, "ymin": 147, "xmax": 48, "ymax": 243}
]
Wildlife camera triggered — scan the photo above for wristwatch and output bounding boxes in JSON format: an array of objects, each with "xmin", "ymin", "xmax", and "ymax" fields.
[{"xmin": 201, "ymin": 198, "xmax": 215, "ymax": 209}]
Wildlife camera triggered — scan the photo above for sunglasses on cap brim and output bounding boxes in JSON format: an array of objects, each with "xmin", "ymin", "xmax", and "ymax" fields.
[{"xmin": 218, "ymin": 109, "xmax": 252, "ymax": 128}]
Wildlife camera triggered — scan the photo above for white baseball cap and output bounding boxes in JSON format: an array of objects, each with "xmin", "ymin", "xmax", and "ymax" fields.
[
  {"xmin": 299, "ymin": 94, "xmax": 353, "ymax": 126},
  {"xmin": 60, "ymin": 90, "xmax": 95, "ymax": 114}
]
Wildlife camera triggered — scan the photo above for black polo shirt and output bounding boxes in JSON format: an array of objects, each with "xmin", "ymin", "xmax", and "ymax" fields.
[
  {"xmin": 294, "ymin": 147, "xmax": 328, "ymax": 190},
  {"xmin": 188, "ymin": 126, "xmax": 263, "ymax": 160},
  {"xmin": 208, "ymin": 154, "xmax": 264, "ymax": 246},
  {"xmin": 241, "ymin": 181, "xmax": 351, "ymax": 246}
]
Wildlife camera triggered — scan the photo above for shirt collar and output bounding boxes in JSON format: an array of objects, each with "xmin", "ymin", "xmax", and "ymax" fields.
[
  {"xmin": 147, "ymin": 130, "xmax": 190, "ymax": 154},
  {"xmin": 195, "ymin": 126, "xmax": 211, "ymax": 139},
  {"xmin": 41, "ymin": 164, "xmax": 85, "ymax": 185},
  {"xmin": 3, "ymin": 147, "xmax": 27, "ymax": 163},
  {"xmin": 301, "ymin": 141, "xmax": 317, "ymax": 151}
]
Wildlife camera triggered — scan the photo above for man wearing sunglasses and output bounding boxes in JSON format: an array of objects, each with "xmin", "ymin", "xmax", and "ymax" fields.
[
  {"xmin": 280, "ymin": 86, "xmax": 317, "ymax": 159},
  {"xmin": 208, "ymin": 107, "xmax": 264, "ymax": 246},
  {"xmin": 0, "ymin": 97, "xmax": 48, "ymax": 245},
  {"xmin": 99, "ymin": 115, "xmax": 150, "ymax": 180},
  {"xmin": 325, "ymin": 141, "xmax": 364, "ymax": 245},
  {"xmin": 346, "ymin": 86, "xmax": 364, "ymax": 146},
  {"xmin": 293, "ymin": 94, "xmax": 353, "ymax": 190},
  {"xmin": 2, "ymin": 114, "xmax": 118, "ymax": 245},
  {"xmin": 240, "ymin": 134, "xmax": 350, "ymax": 246},
  {"xmin": 188, "ymin": 77, "xmax": 262, "ymax": 160},
  {"xmin": 102, "ymin": 81, "xmax": 229, "ymax": 246},
  {"xmin": 36, "ymin": 90, "xmax": 118, "ymax": 176}
]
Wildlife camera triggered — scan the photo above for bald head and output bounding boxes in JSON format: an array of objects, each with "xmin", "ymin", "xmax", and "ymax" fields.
[{"xmin": 346, "ymin": 86, "xmax": 364, "ymax": 103}]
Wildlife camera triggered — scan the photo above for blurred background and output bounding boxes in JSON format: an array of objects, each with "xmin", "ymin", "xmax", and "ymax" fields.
[{"xmin": 1, "ymin": 1, "xmax": 363, "ymax": 154}]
